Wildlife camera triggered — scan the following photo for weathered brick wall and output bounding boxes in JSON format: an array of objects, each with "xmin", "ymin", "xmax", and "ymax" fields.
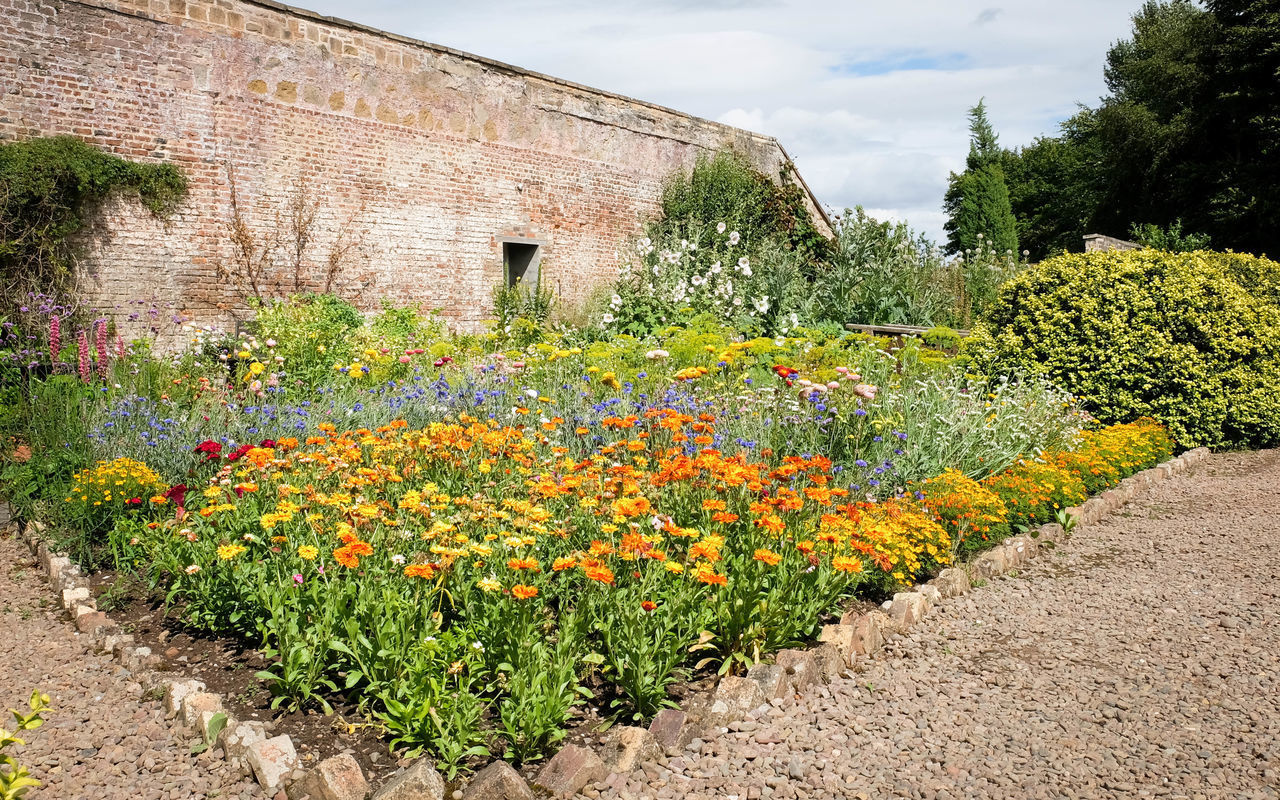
[{"xmin": 0, "ymin": 0, "xmax": 825, "ymax": 339}]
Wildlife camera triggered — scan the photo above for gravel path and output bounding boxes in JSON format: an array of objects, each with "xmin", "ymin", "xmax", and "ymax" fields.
[
  {"xmin": 0, "ymin": 523, "xmax": 264, "ymax": 800},
  {"xmin": 584, "ymin": 450, "xmax": 1280, "ymax": 800}
]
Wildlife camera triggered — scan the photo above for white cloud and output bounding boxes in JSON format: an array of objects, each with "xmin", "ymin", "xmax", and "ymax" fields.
[{"xmin": 301, "ymin": 0, "xmax": 1143, "ymax": 241}]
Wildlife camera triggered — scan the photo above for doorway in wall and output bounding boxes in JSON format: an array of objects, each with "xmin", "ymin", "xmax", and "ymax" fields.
[{"xmin": 503, "ymin": 241, "xmax": 541, "ymax": 288}]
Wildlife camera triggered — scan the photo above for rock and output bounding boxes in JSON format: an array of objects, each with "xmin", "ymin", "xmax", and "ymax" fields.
[
  {"xmin": 74, "ymin": 609, "xmax": 113, "ymax": 635},
  {"xmin": 180, "ymin": 692, "xmax": 224, "ymax": 728},
  {"xmin": 648, "ymin": 709, "xmax": 688, "ymax": 751},
  {"xmin": 1035, "ymin": 523, "xmax": 1064, "ymax": 543},
  {"xmin": 162, "ymin": 679, "xmax": 206, "ymax": 716},
  {"xmin": 197, "ymin": 710, "xmax": 227, "ymax": 744},
  {"xmin": 532, "ymin": 745, "xmax": 605, "ymax": 798},
  {"xmin": 818, "ymin": 624, "xmax": 855, "ymax": 663},
  {"xmin": 917, "ymin": 584, "xmax": 942, "ymax": 608},
  {"xmin": 888, "ymin": 592, "xmax": 928, "ymax": 628},
  {"xmin": 809, "ymin": 642, "xmax": 846, "ymax": 680},
  {"xmin": 219, "ymin": 720, "xmax": 269, "ymax": 773},
  {"xmin": 100, "ymin": 633, "xmax": 134, "ymax": 656},
  {"xmin": 372, "ymin": 758, "xmax": 444, "ymax": 800},
  {"xmin": 1004, "ymin": 536, "xmax": 1035, "ymax": 564},
  {"xmin": 852, "ymin": 613, "xmax": 886, "ymax": 656},
  {"xmin": 62, "ymin": 586, "xmax": 90, "ymax": 610},
  {"xmin": 973, "ymin": 548, "xmax": 1009, "ymax": 578},
  {"xmin": 289, "ymin": 753, "xmax": 369, "ymax": 800},
  {"xmin": 714, "ymin": 676, "xmax": 766, "ymax": 717},
  {"xmin": 932, "ymin": 568, "xmax": 970, "ymax": 597},
  {"xmin": 1082, "ymin": 497, "xmax": 1109, "ymax": 523},
  {"xmin": 246, "ymin": 735, "xmax": 301, "ymax": 793},
  {"xmin": 773, "ymin": 649, "xmax": 819, "ymax": 692},
  {"xmin": 746, "ymin": 663, "xmax": 791, "ymax": 700},
  {"xmin": 598, "ymin": 726, "xmax": 660, "ymax": 774},
  {"xmin": 461, "ymin": 761, "xmax": 533, "ymax": 800}
]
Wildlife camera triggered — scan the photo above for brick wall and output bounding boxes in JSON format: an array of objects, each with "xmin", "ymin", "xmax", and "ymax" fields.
[{"xmin": 0, "ymin": 0, "xmax": 825, "ymax": 339}]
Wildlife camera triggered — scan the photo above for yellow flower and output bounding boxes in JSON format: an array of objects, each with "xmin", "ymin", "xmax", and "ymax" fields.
[
  {"xmin": 477, "ymin": 577, "xmax": 502, "ymax": 592},
  {"xmin": 217, "ymin": 544, "xmax": 247, "ymax": 561},
  {"xmin": 297, "ymin": 545, "xmax": 319, "ymax": 560}
]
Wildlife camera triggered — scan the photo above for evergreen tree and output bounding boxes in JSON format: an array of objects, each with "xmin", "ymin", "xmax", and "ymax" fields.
[{"xmin": 943, "ymin": 101, "xmax": 1020, "ymax": 256}]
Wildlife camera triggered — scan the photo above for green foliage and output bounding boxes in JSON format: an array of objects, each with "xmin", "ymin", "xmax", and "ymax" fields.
[
  {"xmin": 252, "ymin": 293, "xmax": 363, "ymax": 389},
  {"xmin": 0, "ymin": 690, "xmax": 51, "ymax": 800},
  {"xmin": 0, "ymin": 137, "xmax": 186, "ymax": 317},
  {"xmin": 492, "ymin": 281, "xmax": 556, "ymax": 348},
  {"xmin": 1129, "ymin": 219, "xmax": 1211, "ymax": 251},
  {"xmin": 605, "ymin": 150, "xmax": 830, "ymax": 337},
  {"xmin": 1002, "ymin": 0, "xmax": 1280, "ymax": 258},
  {"xmin": 822, "ymin": 208, "xmax": 1022, "ymax": 328},
  {"xmin": 944, "ymin": 101, "xmax": 1019, "ymax": 257},
  {"xmin": 973, "ymin": 249, "xmax": 1280, "ymax": 449}
]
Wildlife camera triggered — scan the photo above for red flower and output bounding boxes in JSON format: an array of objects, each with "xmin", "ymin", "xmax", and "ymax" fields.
[
  {"xmin": 194, "ymin": 440, "xmax": 222, "ymax": 462},
  {"xmin": 641, "ymin": 600, "xmax": 658, "ymax": 613},
  {"xmin": 258, "ymin": 439, "xmax": 277, "ymax": 448},
  {"xmin": 772, "ymin": 365, "xmax": 798, "ymax": 379},
  {"xmin": 226, "ymin": 444, "xmax": 253, "ymax": 462},
  {"xmin": 164, "ymin": 484, "xmax": 188, "ymax": 508}
]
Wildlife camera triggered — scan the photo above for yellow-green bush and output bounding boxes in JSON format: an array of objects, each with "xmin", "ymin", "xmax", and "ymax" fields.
[{"xmin": 973, "ymin": 250, "xmax": 1280, "ymax": 450}]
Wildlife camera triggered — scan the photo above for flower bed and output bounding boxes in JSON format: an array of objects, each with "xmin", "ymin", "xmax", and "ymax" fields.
[{"xmin": 0, "ymin": 296, "xmax": 1175, "ymax": 779}]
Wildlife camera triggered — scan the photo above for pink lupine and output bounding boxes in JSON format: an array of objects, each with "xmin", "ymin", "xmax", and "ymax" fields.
[
  {"xmin": 95, "ymin": 320, "xmax": 109, "ymax": 380},
  {"xmin": 77, "ymin": 331, "xmax": 90, "ymax": 382},
  {"xmin": 49, "ymin": 315, "xmax": 61, "ymax": 362},
  {"xmin": 116, "ymin": 333, "xmax": 125, "ymax": 360}
]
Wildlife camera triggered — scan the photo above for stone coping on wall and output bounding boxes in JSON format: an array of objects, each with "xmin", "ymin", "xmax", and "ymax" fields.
[{"xmin": 8, "ymin": 446, "xmax": 1210, "ymax": 800}]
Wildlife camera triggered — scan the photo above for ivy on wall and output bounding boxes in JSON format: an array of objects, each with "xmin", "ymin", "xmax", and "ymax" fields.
[{"xmin": 0, "ymin": 136, "xmax": 187, "ymax": 317}]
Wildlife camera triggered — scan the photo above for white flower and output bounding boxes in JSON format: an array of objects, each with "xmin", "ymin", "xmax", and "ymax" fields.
[
  {"xmin": 729, "ymin": 231, "xmax": 740, "ymax": 245},
  {"xmin": 391, "ymin": 554, "xmax": 406, "ymax": 565},
  {"xmin": 733, "ymin": 297, "xmax": 743, "ymax": 306},
  {"xmin": 691, "ymin": 274, "xmax": 706, "ymax": 286},
  {"xmin": 525, "ymin": 389, "xmax": 539, "ymax": 399},
  {"xmin": 753, "ymin": 296, "xmax": 770, "ymax": 314},
  {"xmin": 265, "ymin": 338, "xmax": 277, "ymax": 348},
  {"xmin": 790, "ymin": 312, "xmax": 799, "ymax": 328},
  {"xmin": 717, "ymin": 222, "xmax": 727, "ymax": 234},
  {"xmin": 601, "ymin": 312, "xmax": 615, "ymax": 324},
  {"xmin": 710, "ymin": 261, "xmax": 721, "ymax": 274},
  {"xmin": 645, "ymin": 349, "xmax": 669, "ymax": 360},
  {"xmin": 681, "ymin": 239, "xmax": 690, "ymax": 250},
  {"xmin": 610, "ymin": 294, "xmax": 622, "ymax": 308}
]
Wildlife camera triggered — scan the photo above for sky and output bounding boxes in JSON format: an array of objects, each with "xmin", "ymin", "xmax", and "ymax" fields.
[{"xmin": 302, "ymin": 0, "xmax": 1143, "ymax": 242}]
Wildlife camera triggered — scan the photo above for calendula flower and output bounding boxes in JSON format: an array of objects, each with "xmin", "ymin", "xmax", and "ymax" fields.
[
  {"xmin": 216, "ymin": 543, "xmax": 247, "ymax": 561},
  {"xmin": 511, "ymin": 584, "xmax": 538, "ymax": 600},
  {"xmin": 297, "ymin": 545, "xmax": 319, "ymax": 560}
]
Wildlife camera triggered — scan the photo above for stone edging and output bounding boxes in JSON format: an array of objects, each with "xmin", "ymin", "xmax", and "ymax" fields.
[{"xmin": 8, "ymin": 446, "xmax": 1211, "ymax": 800}]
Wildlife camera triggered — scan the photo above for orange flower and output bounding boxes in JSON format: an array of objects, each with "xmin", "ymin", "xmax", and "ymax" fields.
[
  {"xmin": 404, "ymin": 563, "xmax": 436, "ymax": 579},
  {"xmin": 832, "ymin": 556, "xmax": 862, "ymax": 573},
  {"xmin": 752, "ymin": 548, "xmax": 782, "ymax": 566},
  {"xmin": 589, "ymin": 540, "xmax": 615, "ymax": 556},
  {"xmin": 333, "ymin": 545, "xmax": 360, "ymax": 568},
  {"xmin": 511, "ymin": 584, "xmax": 539, "ymax": 600},
  {"xmin": 702, "ymin": 499, "xmax": 727, "ymax": 511},
  {"xmin": 612, "ymin": 496, "xmax": 653, "ymax": 517},
  {"xmin": 507, "ymin": 557, "xmax": 540, "ymax": 572},
  {"xmin": 693, "ymin": 564, "xmax": 728, "ymax": 586},
  {"xmin": 641, "ymin": 600, "xmax": 658, "ymax": 612},
  {"xmin": 552, "ymin": 556, "xmax": 578, "ymax": 572},
  {"xmin": 349, "ymin": 540, "xmax": 373, "ymax": 557},
  {"xmin": 711, "ymin": 511, "xmax": 739, "ymax": 524},
  {"xmin": 583, "ymin": 564, "xmax": 615, "ymax": 585}
]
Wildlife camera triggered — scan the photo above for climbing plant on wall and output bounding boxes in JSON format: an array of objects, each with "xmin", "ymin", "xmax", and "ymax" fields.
[{"xmin": 0, "ymin": 136, "xmax": 187, "ymax": 319}]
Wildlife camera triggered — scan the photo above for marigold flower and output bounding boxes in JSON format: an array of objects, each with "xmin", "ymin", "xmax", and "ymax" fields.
[
  {"xmin": 216, "ymin": 543, "xmax": 247, "ymax": 561},
  {"xmin": 507, "ymin": 557, "xmax": 540, "ymax": 571},
  {"xmin": 297, "ymin": 545, "xmax": 319, "ymax": 561},
  {"xmin": 832, "ymin": 556, "xmax": 863, "ymax": 573},
  {"xmin": 693, "ymin": 565, "xmax": 727, "ymax": 586},
  {"xmin": 583, "ymin": 564, "xmax": 615, "ymax": 585},
  {"xmin": 641, "ymin": 600, "xmax": 658, "ymax": 612},
  {"xmin": 752, "ymin": 548, "xmax": 782, "ymax": 566},
  {"xmin": 404, "ymin": 563, "xmax": 436, "ymax": 579},
  {"xmin": 511, "ymin": 584, "xmax": 539, "ymax": 600}
]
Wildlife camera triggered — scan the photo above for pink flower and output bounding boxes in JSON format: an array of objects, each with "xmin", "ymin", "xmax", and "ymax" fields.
[
  {"xmin": 399, "ymin": 355, "xmax": 411, "ymax": 363},
  {"xmin": 49, "ymin": 315, "xmax": 61, "ymax": 362},
  {"xmin": 115, "ymin": 333, "xmax": 124, "ymax": 360},
  {"xmin": 95, "ymin": 320, "xmax": 109, "ymax": 379},
  {"xmin": 77, "ymin": 331, "xmax": 90, "ymax": 383},
  {"xmin": 293, "ymin": 573, "xmax": 304, "ymax": 585}
]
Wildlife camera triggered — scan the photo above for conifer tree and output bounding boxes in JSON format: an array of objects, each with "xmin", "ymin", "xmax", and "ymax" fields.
[{"xmin": 943, "ymin": 100, "xmax": 1020, "ymax": 256}]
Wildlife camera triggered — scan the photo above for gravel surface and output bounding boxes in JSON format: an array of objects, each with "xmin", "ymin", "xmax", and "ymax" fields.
[
  {"xmin": 0, "ymin": 527, "xmax": 265, "ymax": 800},
  {"xmin": 581, "ymin": 450, "xmax": 1280, "ymax": 800}
]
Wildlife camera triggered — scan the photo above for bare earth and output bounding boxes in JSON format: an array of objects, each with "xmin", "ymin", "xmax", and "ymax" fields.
[
  {"xmin": 581, "ymin": 450, "xmax": 1280, "ymax": 800},
  {"xmin": 2, "ymin": 451, "xmax": 1278, "ymax": 800}
]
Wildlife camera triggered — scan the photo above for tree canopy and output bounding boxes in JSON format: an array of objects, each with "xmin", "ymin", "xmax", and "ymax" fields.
[{"xmin": 1001, "ymin": 0, "xmax": 1280, "ymax": 259}]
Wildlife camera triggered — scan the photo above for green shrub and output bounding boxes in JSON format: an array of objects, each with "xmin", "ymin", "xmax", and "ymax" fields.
[{"xmin": 973, "ymin": 249, "xmax": 1280, "ymax": 450}]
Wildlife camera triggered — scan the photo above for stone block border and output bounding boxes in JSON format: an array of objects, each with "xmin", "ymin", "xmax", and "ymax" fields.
[{"xmin": 5, "ymin": 446, "xmax": 1211, "ymax": 799}]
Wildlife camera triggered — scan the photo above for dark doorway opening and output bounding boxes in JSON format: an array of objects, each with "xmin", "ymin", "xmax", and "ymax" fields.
[{"xmin": 504, "ymin": 241, "xmax": 541, "ymax": 288}]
